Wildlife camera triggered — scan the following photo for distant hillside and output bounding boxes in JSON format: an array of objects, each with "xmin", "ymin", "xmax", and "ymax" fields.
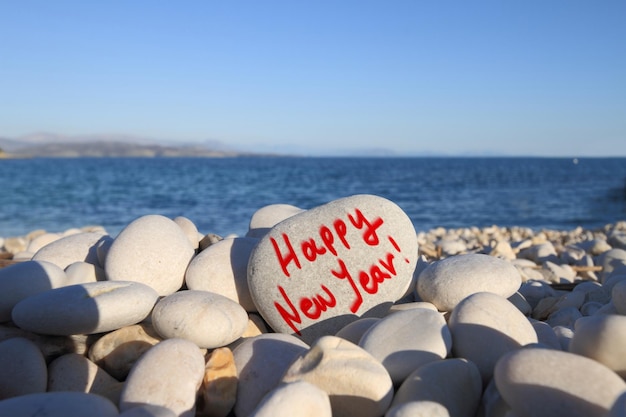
[{"xmin": 0, "ymin": 133, "xmax": 282, "ymax": 158}]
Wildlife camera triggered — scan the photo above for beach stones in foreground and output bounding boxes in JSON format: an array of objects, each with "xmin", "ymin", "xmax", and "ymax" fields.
[
  {"xmin": 0, "ymin": 392, "xmax": 118, "ymax": 417},
  {"xmin": 494, "ymin": 347, "xmax": 626, "ymax": 417},
  {"xmin": 12, "ymin": 281, "xmax": 159, "ymax": 335},
  {"xmin": 358, "ymin": 307, "xmax": 451, "ymax": 385},
  {"xmin": 119, "ymin": 338, "xmax": 205, "ymax": 417},
  {"xmin": 248, "ymin": 194, "xmax": 418, "ymax": 343},
  {"xmin": 0, "ymin": 337, "xmax": 47, "ymax": 400},
  {"xmin": 282, "ymin": 335, "xmax": 394, "ymax": 417},
  {"xmin": 185, "ymin": 237, "xmax": 258, "ymax": 312},
  {"xmin": 105, "ymin": 214, "xmax": 195, "ymax": 296},
  {"xmin": 417, "ymin": 253, "xmax": 522, "ymax": 311},
  {"xmin": 448, "ymin": 292, "xmax": 537, "ymax": 383},
  {"xmin": 32, "ymin": 231, "xmax": 110, "ymax": 269},
  {"xmin": 151, "ymin": 290, "xmax": 248, "ymax": 349}
]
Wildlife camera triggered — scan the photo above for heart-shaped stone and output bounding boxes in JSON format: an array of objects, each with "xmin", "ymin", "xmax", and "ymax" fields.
[{"xmin": 247, "ymin": 194, "xmax": 418, "ymax": 343}]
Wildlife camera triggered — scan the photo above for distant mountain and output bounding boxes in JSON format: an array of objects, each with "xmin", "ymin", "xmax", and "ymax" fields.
[{"xmin": 0, "ymin": 133, "xmax": 282, "ymax": 158}]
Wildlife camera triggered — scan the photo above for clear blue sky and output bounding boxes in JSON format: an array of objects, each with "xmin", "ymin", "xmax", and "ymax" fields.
[{"xmin": 1, "ymin": 1, "xmax": 625, "ymax": 156}]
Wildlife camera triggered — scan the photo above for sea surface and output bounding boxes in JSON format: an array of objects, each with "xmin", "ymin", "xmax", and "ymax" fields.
[{"xmin": 1, "ymin": 157, "xmax": 625, "ymax": 238}]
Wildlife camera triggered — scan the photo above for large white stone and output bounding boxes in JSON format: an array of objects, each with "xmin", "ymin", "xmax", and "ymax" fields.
[
  {"xmin": 448, "ymin": 292, "xmax": 538, "ymax": 383},
  {"xmin": 185, "ymin": 237, "xmax": 258, "ymax": 312},
  {"xmin": 119, "ymin": 338, "xmax": 205, "ymax": 417},
  {"xmin": 151, "ymin": 290, "xmax": 248, "ymax": 349},
  {"xmin": 12, "ymin": 281, "xmax": 159, "ymax": 335},
  {"xmin": 250, "ymin": 381, "xmax": 332, "ymax": 417},
  {"xmin": 246, "ymin": 203, "xmax": 305, "ymax": 238},
  {"xmin": 417, "ymin": 254, "xmax": 522, "ymax": 312},
  {"xmin": 0, "ymin": 260, "xmax": 68, "ymax": 322},
  {"xmin": 0, "ymin": 337, "xmax": 47, "ymax": 400},
  {"xmin": 32, "ymin": 231, "xmax": 110, "ymax": 269},
  {"xmin": 495, "ymin": 347, "xmax": 626, "ymax": 417},
  {"xmin": 359, "ymin": 308, "xmax": 451, "ymax": 385},
  {"xmin": 48, "ymin": 353, "xmax": 122, "ymax": 403},
  {"xmin": 282, "ymin": 335, "xmax": 394, "ymax": 417},
  {"xmin": 248, "ymin": 195, "xmax": 418, "ymax": 343},
  {"xmin": 334, "ymin": 317, "xmax": 380, "ymax": 345},
  {"xmin": 570, "ymin": 314, "xmax": 626, "ymax": 378},
  {"xmin": 0, "ymin": 392, "xmax": 118, "ymax": 417},
  {"xmin": 105, "ymin": 215, "xmax": 195, "ymax": 296},
  {"xmin": 391, "ymin": 358, "xmax": 482, "ymax": 417},
  {"xmin": 233, "ymin": 333, "xmax": 309, "ymax": 417}
]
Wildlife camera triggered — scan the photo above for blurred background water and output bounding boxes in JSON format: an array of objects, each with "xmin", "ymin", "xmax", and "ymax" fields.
[{"xmin": 1, "ymin": 157, "xmax": 625, "ymax": 238}]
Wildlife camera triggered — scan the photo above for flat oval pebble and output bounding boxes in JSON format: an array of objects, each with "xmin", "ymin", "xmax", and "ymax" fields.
[
  {"xmin": 246, "ymin": 203, "xmax": 305, "ymax": 238},
  {"xmin": 48, "ymin": 353, "xmax": 122, "ymax": 403},
  {"xmin": 417, "ymin": 253, "xmax": 522, "ymax": 311},
  {"xmin": 174, "ymin": 216, "xmax": 200, "ymax": 250},
  {"xmin": 12, "ymin": 280, "xmax": 159, "ymax": 335},
  {"xmin": 32, "ymin": 231, "xmax": 109, "ymax": 269},
  {"xmin": 152, "ymin": 290, "xmax": 248, "ymax": 349},
  {"xmin": 282, "ymin": 335, "xmax": 394, "ymax": 417},
  {"xmin": 105, "ymin": 215, "xmax": 195, "ymax": 296},
  {"xmin": 359, "ymin": 308, "xmax": 451, "ymax": 385},
  {"xmin": 250, "ymin": 381, "xmax": 332, "ymax": 417},
  {"xmin": 0, "ymin": 260, "xmax": 68, "ymax": 322},
  {"xmin": 391, "ymin": 358, "xmax": 482, "ymax": 417},
  {"xmin": 448, "ymin": 292, "xmax": 537, "ymax": 383},
  {"xmin": 570, "ymin": 315, "xmax": 626, "ymax": 378},
  {"xmin": 0, "ymin": 337, "xmax": 47, "ymax": 400},
  {"xmin": 248, "ymin": 194, "xmax": 418, "ymax": 343},
  {"xmin": 495, "ymin": 347, "xmax": 626, "ymax": 417},
  {"xmin": 0, "ymin": 391, "xmax": 118, "ymax": 417},
  {"xmin": 88, "ymin": 323, "xmax": 162, "ymax": 380},
  {"xmin": 233, "ymin": 333, "xmax": 309, "ymax": 417},
  {"xmin": 65, "ymin": 261, "xmax": 104, "ymax": 284},
  {"xmin": 119, "ymin": 338, "xmax": 205, "ymax": 417},
  {"xmin": 185, "ymin": 237, "xmax": 258, "ymax": 312},
  {"xmin": 335, "ymin": 317, "xmax": 380, "ymax": 345}
]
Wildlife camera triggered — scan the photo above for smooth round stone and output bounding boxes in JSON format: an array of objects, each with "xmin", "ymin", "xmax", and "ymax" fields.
[
  {"xmin": 32, "ymin": 231, "xmax": 109, "ymax": 269},
  {"xmin": 65, "ymin": 261, "xmax": 104, "ymax": 284},
  {"xmin": 250, "ymin": 381, "xmax": 332, "ymax": 417},
  {"xmin": 612, "ymin": 279, "xmax": 626, "ymax": 314},
  {"xmin": 518, "ymin": 242, "xmax": 558, "ymax": 263},
  {"xmin": 507, "ymin": 292, "xmax": 531, "ymax": 316},
  {"xmin": 185, "ymin": 237, "xmax": 258, "ymax": 312},
  {"xmin": 553, "ymin": 325, "xmax": 575, "ymax": 350},
  {"xmin": 105, "ymin": 215, "xmax": 195, "ymax": 296},
  {"xmin": 12, "ymin": 281, "xmax": 159, "ymax": 335},
  {"xmin": 246, "ymin": 203, "xmax": 305, "ymax": 238},
  {"xmin": 88, "ymin": 323, "xmax": 162, "ymax": 380},
  {"xmin": 152, "ymin": 290, "xmax": 248, "ymax": 349},
  {"xmin": 173, "ymin": 216, "xmax": 200, "ymax": 250},
  {"xmin": 570, "ymin": 315, "xmax": 626, "ymax": 378},
  {"xmin": 0, "ymin": 260, "xmax": 68, "ymax": 322},
  {"xmin": 417, "ymin": 254, "xmax": 522, "ymax": 312},
  {"xmin": 233, "ymin": 333, "xmax": 309, "ymax": 417},
  {"xmin": 0, "ymin": 392, "xmax": 118, "ymax": 417},
  {"xmin": 391, "ymin": 358, "xmax": 482, "ymax": 417},
  {"xmin": 198, "ymin": 347, "xmax": 238, "ymax": 417},
  {"xmin": 386, "ymin": 401, "xmax": 451, "ymax": 417},
  {"xmin": 335, "ymin": 317, "xmax": 380, "ymax": 345},
  {"xmin": 359, "ymin": 308, "xmax": 451, "ymax": 385},
  {"xmin": 387, "ymin": 301, "xmax": 438, "ymax": 314},
  {"xmin": 448, "ymin": 292, "xmax": 538, "ymax": 383},
  {"xmin": 120, "ymin": 338, "xmax": 205, "ymax": 417},
  {"xmin": 495, "ymin": 347, "xmax": 626, "ymax": 417},
  {"xmin": 0, "ymin": 337, "xmax": 47, "ymax": 400},
  {"xmin": 282, "ymin": 335, "xmax": 394, "ymax": 417},
  {"xmin": 598, "ymin": 248, "xmax": 626, "ymax": 283},
  {"xmin": 118, "ymin": 405, "xmax": 177, "ymax": 417},
  {"xmin": 48, "ymin": 353, "xmax": 122, "ymax": 403},
  {"xmin": 26, "ymin": 232, "xmax": 61, "ymax": 253},
  {"xmin": 248, "ymin": 195, "xmax": 418, "ymax": 343}
]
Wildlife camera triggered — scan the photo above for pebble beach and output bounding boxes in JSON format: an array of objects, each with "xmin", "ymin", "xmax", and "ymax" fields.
[{"xmin": 1, "ymin": 195, "xmax": 626, "ymax": 417}]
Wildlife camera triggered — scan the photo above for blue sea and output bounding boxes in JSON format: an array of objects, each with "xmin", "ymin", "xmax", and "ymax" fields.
[{"xmin": 1, "ymin": 157, "xmax": 625, "ymax": 238}]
